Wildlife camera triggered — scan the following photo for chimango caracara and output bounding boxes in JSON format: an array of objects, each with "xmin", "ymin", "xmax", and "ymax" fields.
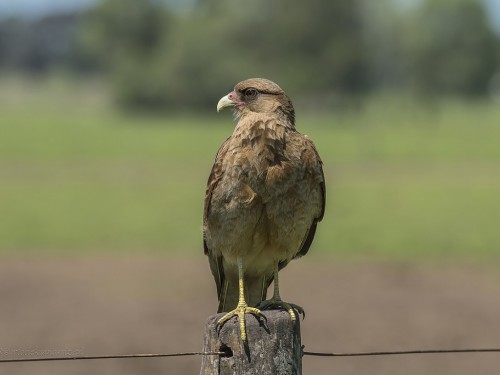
[{"xmin": 203, "ymin": 78, "xmax": 325, "ymax": 341}]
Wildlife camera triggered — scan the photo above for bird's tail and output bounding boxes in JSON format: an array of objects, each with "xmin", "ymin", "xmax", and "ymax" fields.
[{"xmin": 218, "ymin": 274, "xmax": 270, "ymax": 313}]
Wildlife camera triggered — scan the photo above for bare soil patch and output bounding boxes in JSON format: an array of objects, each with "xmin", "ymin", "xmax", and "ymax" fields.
[{"xmin": 1, "ymin": 255, "xmax": 499, "ymax": 374}]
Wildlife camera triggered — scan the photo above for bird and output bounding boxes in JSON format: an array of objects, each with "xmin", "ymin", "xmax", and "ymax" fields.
[{"xmin": 203, "ymin": 78, "xmax": 325, "ymax": 341}]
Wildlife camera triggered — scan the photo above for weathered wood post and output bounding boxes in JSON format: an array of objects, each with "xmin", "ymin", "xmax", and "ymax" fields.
[{"xmin": 200, "ymin": 310, "xmax": 302, "ymax": 375}]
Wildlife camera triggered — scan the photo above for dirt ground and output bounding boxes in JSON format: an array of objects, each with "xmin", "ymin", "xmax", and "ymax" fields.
[{"xmin": 0, "ymin": 254, "xmax": 499, "ymax": 375}]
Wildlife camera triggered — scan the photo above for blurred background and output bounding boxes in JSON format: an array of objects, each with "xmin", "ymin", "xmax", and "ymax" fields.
[{"xmin": 1, "ymin": 0, "xmax": 500, "ymax": 374}]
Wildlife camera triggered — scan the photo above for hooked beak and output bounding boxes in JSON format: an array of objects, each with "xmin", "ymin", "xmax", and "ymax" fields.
[
  {"xmin": 216, "ymin": 94, "xmax": 235, "ymax": 112},
  {"xmin": 216, "ymin": 91, "xmax": 242, "ymax": 112}
]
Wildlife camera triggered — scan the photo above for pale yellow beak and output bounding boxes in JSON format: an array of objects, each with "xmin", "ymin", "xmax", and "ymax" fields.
[{"xmin": 217, "ymin": 94, "xmax": 236, "ymax": 112}]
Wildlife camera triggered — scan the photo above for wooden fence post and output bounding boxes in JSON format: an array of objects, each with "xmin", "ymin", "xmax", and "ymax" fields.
[{"xmin": 199, "ymin": 310, "xmax": 302, "ymax": 375}]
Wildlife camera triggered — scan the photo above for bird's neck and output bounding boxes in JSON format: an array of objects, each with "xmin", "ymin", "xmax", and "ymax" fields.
[
  {"xmin": 231, "ymin": 113, "xmax": 290, "ymax": 167},
  {"xmin": 237, "ymin": 106, "xmax": 295, "ymax": 129}
]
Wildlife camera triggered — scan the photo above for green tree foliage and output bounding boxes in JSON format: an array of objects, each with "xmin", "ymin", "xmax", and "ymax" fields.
[
  {"xmin": 403, "ymin": 0, "xmax": 500, "ymax": 96},
  {"xmin": 76, "ymin": 0, "xmax": 500, "ymax": 110},
  {"xmin": 79, "ymin": 0, "xmax": 173, "ymax": 109},
  {"xmin": 79, "ymin": 0, "xmax": 369, "ymax": 110}
]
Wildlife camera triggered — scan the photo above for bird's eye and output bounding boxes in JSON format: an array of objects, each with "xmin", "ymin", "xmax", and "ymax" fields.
[{"xmin": 243, "ymin": 88, "xmax": 258, "ymax": 99}]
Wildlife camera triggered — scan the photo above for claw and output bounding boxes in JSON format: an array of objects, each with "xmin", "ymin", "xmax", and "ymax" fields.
[
  {"xmin": 257, "ymin": 298, "xmax": 305, "ymax": 321},
  {"xmin": 217, "ymin": 305, "xmax": 262, "ymax": 341}
]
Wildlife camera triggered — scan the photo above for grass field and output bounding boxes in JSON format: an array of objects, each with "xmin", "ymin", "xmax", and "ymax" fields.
[{"xmin": 1, "ymin": 76, "xmax": 500, "ymax": 261}]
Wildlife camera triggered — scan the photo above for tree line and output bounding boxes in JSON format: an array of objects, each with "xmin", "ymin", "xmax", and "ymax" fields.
[{"xmin": 1, "ymin": 0, "xmax": 499, "ymax": 110}]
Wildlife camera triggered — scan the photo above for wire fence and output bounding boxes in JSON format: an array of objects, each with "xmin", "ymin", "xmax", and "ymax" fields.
[
  {"xmin": 0, "ymin": 351, "xmax": 225, "ymax": 364},
  {"xmin": 1, "ymin": 347, "xmax": 500, "ymax": 364}
]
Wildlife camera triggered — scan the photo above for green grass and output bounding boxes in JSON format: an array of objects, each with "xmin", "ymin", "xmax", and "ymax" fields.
[{"xmin": 1, "ymin": 77, "xmax": 500, "ymax": 261}]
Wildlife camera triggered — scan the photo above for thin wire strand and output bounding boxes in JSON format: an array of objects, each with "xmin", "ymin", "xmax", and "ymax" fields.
[
  {"xmin": 0, "ymin": 352, "xmax": 225, "ymax": 364},
  {"xmin": 303, "ymin": 348, "xmax": 500, "ymax": 357},
  {"xmin": 1, "ymin": 347, "xmax": 500, "ymax": 364}
]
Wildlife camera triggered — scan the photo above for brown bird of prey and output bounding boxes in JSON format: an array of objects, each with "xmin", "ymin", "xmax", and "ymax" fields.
[{"xmin": 203, "ymin": 78, "xmax": 325, "ymax": 341}]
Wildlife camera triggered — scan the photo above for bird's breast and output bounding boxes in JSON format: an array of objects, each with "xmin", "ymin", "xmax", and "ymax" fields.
[
  {"xmin": 204, "ymin": 114, "xmax": 319, "ymax": 262},
  {"xmin": 224, "ymin": 119, "xmax": 296, "ymax": 197}
]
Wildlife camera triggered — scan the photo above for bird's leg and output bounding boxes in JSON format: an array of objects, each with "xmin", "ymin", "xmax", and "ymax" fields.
[
  {"xmin": 217, "ymin": 257, "xmax": 262, "ymax": 341},
  {"xmin": 258, "ymin": 262, "xmax": 305, "ymax": 320}
]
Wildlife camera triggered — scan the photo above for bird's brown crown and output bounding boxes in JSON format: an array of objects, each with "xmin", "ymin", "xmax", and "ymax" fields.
[
  {"xmin": 234, "ymin": 78, "xmax": 284, "ymax": 95},
  {"xmin": 233, "ymin": 78, "xmax": 295, "ymax": 126}
]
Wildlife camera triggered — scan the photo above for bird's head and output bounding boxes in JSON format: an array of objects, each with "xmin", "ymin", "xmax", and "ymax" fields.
[{"xmin": 217, "ymin": 78, "xmax": 295, "ymax": 126}]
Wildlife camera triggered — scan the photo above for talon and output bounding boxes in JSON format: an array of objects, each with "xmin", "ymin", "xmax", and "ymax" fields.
[
  {"xmin": 292, "ymin": 303, "xmax": 305, "ymax": 320},
  {"xmin": 217, "ymin": 305, "xmax": 262, "ymax": 341},
  {"xmin": 257, "ymin": 298, "xmax": 305, "ymax": 322}
]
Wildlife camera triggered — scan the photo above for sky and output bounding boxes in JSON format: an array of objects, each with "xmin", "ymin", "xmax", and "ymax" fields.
[
  {"xmin": 0, "ymin": 0, "xmax": 97, "ymax": 18},
  {"xmin": 485, "ymin": 0, "xmax": 500, "ymax": 32}
]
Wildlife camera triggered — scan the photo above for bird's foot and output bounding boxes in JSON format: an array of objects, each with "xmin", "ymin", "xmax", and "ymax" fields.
[
  {"xmin": 257, "ymin": 298, "xmax": 305, "ymax": 321},
  {"xmin": 217, "ymin": 304, "xmax": 263, "ymax": 341}
]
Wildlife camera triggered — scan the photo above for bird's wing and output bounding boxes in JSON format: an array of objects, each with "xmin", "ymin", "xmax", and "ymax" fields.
[
  {"xmin": 293, "ymin": 134, "xmax": 326, "ymax": 260},
  {"xmin": 203, "ymin": 137, "xmax": 231, "ymax": 301}
]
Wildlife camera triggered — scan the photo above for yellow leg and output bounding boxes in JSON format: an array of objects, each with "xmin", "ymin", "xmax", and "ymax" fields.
[
  {"xmin": 217, "ymin": 257, "xmax": 262, "ymax": 341},
  {"xmin": 258, "ymin": 262, "xmax": 304, "ymax": 320}
]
